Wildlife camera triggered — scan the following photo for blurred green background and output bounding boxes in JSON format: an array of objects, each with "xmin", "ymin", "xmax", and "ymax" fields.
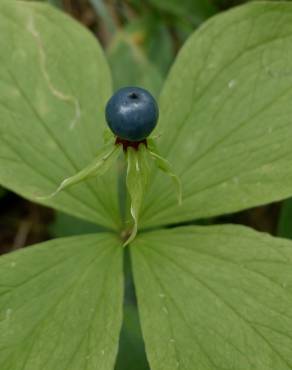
[{"xmin": 1, "ymin": 1, "xmax": 291, "ymax": 369}]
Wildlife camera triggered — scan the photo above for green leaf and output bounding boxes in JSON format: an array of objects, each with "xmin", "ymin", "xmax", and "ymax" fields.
[
  {"xmin": 0, "ymin": 1, "xmax": 119, "ymax": 229},
  {"xmin": 125, "ymin": 145, "xmax": 151, "ymax": 245},
  {"xmin": 131, "ymin": 224, "xmax": 292, "ymax": 370},
  {"xmin": 107, "ymin": 31, "xmax": 163, "ymax": 98},
  {"xmin": 0, "ymin": 233, "xmax": 124, "ymax": 370},
  {"xmin": 141, "ymin": 2, "xmax": 292, "ymax": 228}
]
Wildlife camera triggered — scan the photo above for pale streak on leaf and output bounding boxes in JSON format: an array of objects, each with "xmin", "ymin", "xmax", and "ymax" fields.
[
  {"xmin": 27, "ymin": 15, "xmax": 81, "ymax": 130},
  {"xmin": 149, "ymin": 150, "xmax": 182, "ymax": 205},
  {"xmin": 38, "ymin": 143, "xmax": 122, "ymax": 200},
  {"xmin": 0, "ymin": 1, "xmax": 116, "ymax": 228}
]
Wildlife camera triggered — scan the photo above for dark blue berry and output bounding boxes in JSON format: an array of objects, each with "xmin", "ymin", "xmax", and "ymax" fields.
[{"xmin": 105, "ymin": 87, "xmax": 159, "ymax": 142}]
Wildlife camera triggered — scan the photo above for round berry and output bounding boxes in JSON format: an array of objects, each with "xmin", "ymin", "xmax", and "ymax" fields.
[{"xmin": 105, "ymin": 87, "xmax": 159, "ymax": 142}]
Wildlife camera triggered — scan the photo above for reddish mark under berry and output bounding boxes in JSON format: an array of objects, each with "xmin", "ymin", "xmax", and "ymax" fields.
[{"xmin": 115, "ymin": 137, "xmax": 147, "ymax": 151}]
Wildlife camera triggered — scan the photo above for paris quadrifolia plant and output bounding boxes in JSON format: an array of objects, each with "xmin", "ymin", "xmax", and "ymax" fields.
[
  {"xmin": 39, "ymin": 85, "xmax": 182, "ymax": 246},
  {"xmin": 2, "ymin": 1, "xmax": 292, "ymax": 370}
]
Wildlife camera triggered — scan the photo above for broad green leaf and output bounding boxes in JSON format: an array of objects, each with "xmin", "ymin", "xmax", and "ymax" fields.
[
  {"xmin": 141, "ymin": 2, "xmax": 292, "ymax": 228},
  {"xmin": 0, "ymin": 233, "xmax": 123, "ymax": 370},
  {"xmin": 125, "ymin": 145, "xmax": 151, "ymax": 245},
  {"xmin": 0, "ymin": 1, "xmax": 119, "ymax": 229},
  {"xmin": 107, "ymin": 31, "xmax": 163, "ymax": 98},
  {"xmin": 131, "ymin": 224, "xmax": 292, "ymax": 370}
]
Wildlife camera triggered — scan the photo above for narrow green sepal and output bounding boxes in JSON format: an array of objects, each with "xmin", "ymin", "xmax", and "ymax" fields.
[
  {"xmin": 124, "ymin": 144, "xmax": 151, "ymax": 246},
  {"xmin": 37, "ymin": 143, "xmax": 122, "ymax": 200},
  {"xmin": 149, "ymin": 149, "xmax": 182, "ymax": 205}
]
